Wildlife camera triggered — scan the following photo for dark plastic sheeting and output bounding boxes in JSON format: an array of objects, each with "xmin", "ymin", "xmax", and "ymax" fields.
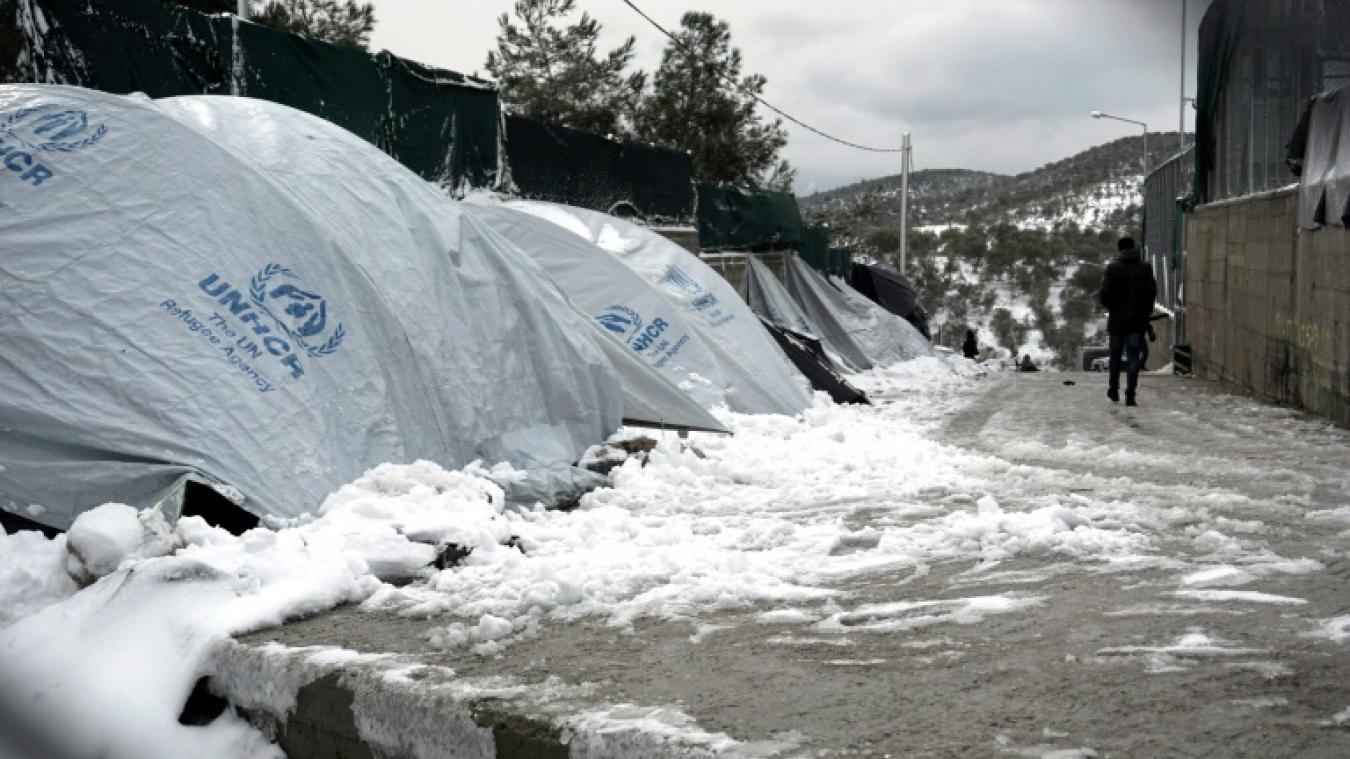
[{"xmin": 761, "ymin": 321, "xmax": 869, "ymax": 406}]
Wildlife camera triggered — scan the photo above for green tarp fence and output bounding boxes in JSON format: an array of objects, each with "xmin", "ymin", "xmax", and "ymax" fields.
[
  {"xmin": 9, "ymin": 0, "xmax": 498, "ymax": 188},
  {"xmin": 695, "ymin": 182, "xmax": 804, "ymax": 251},
  {"xmin": 795, "ymin": 224, "xmax": 851, "ymax": 279},
  {"xmin": 505, "ymin": 114, "xmax": 695, "ymax": 221}
]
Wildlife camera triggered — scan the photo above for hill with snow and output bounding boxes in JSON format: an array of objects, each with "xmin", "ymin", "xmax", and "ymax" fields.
[{"xmin": 800, "ymin": 133, "xmax": 1190, "ymax": 369}]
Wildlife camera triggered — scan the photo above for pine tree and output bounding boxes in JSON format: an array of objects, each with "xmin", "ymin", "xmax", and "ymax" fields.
[
  {"xmin": 485, "ymin": 0, "xmax": 645, "ymax": 137},
  {"xmin": 253, "ymin": 0, "xmax": 376, "ymax": 49},
  {"xmin": 633, "ymin": 12, "xmax": 793, "ymax": 190}
]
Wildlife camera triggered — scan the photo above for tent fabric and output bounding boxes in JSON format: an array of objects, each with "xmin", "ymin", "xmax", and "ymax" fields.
[
  {"xmin": 461, "ymin": 202, "xmax": 730, "ymax": 429},
  {"xmin": 504, "ymin": 200, "xmax": 814, "ymax": 417},
  {"xmin": 0, "ymin": 85, "xmax": 620, "ymax": 530},
  {"xmin": 782, "ymin": 254, "xmax": 934, "ymax": 372},
  {"xmin": 760, "ymin": 321, "xmax": 869, "ymax": 406},
  {"xmin": 577, "ymin": 314, "xmax": 729, "ymax": 435},
  {"xmin": 781, "ymin": 255, "xmax": 876, "ymax": 372},
  {"xmin": 1296, "ymin": 84, "xmax": 1350, "ymax": 229},
  {"xmin": 848, "ymin": 263, "xmax": 933, "ymax": 340},
  {"xmin": 503, "ymin": 115, "xmax": 695, "ymax": 223},
  {"xmin": 744, "ymin": 255, "xmax": 818, "ymax": 338},
  {"xmin": 11, "ymin": 0, "xmax": 500, "ymax": 188},
  {"xmin": 828, "ymin": 273, "xmax": 935, "ymax": 363},
  {"xmin": 695, "ymin": 182, "xmax": 804, "ymax": 250}
]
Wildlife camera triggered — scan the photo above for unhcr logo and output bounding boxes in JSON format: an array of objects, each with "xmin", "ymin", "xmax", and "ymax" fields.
[
  {"xmin": 598, "ymin": 305, "xmax": 670, "ymax": 354},
  {"xmin": 663, "ymin": 265, "xmax": 720, "ymax": 312},
  {"xmin": 182, "ymin": 264, "xmax": 346, "ymax": 385},
  {"xmin": 0, "ymin": 106, "xmax": 108, "ymax": 188}
]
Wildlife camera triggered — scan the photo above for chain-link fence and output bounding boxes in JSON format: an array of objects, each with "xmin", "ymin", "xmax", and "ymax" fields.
[{"xmin": 1144, "ymin": 145, "xmax": 1194, "ymax": 345}]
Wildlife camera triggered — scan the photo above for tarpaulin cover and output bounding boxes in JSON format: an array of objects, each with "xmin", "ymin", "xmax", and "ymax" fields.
[
  {"xmin": 504, "ymin": 114, "xmax": 695, "ymax": 222},
  {"xmin": 695, "ymin": 182, "xmax": 804, "ymax": 251},
  {"xmin": 461, "ymin": 201, "xmax": 730, "ymax": 428},
  {"xmin": 782, "ymin": 254, "xmax": 933, "ymax": 372},
  {"xmin": 849, "ymin": 264, "xmax": 918, "ymax": 319},
  {"xmin": 505, "ymin": 200, "xmax": 814, "ymax": 417},
  {"xmin": 10, "ymin": 0, "xmax": 499, "ymax": 188},
  {"xmin": 760, "ymin": 321, "xmax": 869, "ymax": 406},
  {"xmin": 848, "ymin": 263, "xmax": 932, "ymax": 340},
  {"xmin": 744, "ymin": 255, "xmax": 818, "ymax": 338},
  {"xmin": 829, "ymin": 272, "xmax": 934, "ymax": 363},
  {"xmin": 575, "ymin": 310, "xmax": 729, "ymax": 435},
  {"xmin": 1297, "ymin": 84, "xmax": 1350, "ymax": 229},
  {"xmin": 0, "ymin": 85, "xmax": 620, "ymax": 530}
]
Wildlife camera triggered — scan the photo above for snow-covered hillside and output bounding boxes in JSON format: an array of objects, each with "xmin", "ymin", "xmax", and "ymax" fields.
[{"xmin": 801, "ymin": 133, "xmax": 1190, "ymax": 368}]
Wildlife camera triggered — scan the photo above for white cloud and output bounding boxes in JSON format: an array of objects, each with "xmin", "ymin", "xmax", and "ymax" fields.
[{"xmin": 365, "ymin": 0, "xmax": 1212, "ymax": 193}]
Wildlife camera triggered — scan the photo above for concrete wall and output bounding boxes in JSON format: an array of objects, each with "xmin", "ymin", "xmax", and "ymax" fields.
[{"xmin": 1186, "ymin": 187, "xmax": 1350, "ymax": 426}]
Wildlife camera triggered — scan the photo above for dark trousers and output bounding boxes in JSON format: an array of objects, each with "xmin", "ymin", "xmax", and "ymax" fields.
[{"xmin": 1108, "ymin": 332, "xmax": 1142, "ymax": 397}]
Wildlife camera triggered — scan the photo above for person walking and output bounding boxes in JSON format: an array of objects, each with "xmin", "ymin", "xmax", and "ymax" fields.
[
  {"xmin": 1098, "ymin": 236, "xmax": 1157, "ymax": 406},
  {"xmin": 962, "ymin": 329, "xmax": 979, "ymax": 360}
]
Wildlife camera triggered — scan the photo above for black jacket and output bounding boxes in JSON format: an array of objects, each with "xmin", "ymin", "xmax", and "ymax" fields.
[{"xmin": 1098, "ymin": 249, "xmax": 1157, "ymax": 335}]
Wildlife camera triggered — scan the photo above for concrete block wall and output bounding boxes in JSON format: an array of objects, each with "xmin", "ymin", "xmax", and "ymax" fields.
[{"xmin": 1186, "ymin": 187, "xmax": 1350, "ymax": 426}]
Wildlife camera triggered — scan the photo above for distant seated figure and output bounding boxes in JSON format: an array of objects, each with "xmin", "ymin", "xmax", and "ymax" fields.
[
  {"xmin": 962, "ymin": 329, "xmax": 979, "ymax": 359},
  {"xmin": 1018, "ymin": 354, "xmax": 1039, "ymax": 372}
]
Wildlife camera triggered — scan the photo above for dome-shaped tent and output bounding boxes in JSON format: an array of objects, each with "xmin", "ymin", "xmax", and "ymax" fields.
[
  {"xmin": 0, "ymin": 85, "xmax": 622, "ymax": 529},
  {"xmin": 503, "ymin": 201, "xmax": 814, "ymax": 417}
]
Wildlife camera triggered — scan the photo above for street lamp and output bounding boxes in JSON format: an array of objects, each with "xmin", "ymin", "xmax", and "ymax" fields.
[{"xmin": 1091, "ymin": 110, "xmax": 1149, "ymax": 176}]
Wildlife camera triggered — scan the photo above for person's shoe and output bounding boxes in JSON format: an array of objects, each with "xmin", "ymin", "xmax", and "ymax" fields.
[
  {"xmin": 1107, "ymin": 388, "xmax": 1119, "ymax": 403},
  {"xmin": 1125, "ymin": 395, "xmax": 1138, "ymax": 407}
]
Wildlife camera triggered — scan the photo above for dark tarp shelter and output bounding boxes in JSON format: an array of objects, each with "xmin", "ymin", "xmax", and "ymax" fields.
[
  {"xmin": 504, "ymin": 115, "xmax": 695, "ymax": 222},
  {"xmin": 849, "ymin": 263, "xmax": 932, "ymax": 341},
  {"xmin": 9, "ymin": 0, "xmax": 499, "ymax": 187},
  {"xmin": 761, "ymin": 321, "xmax": 869, "ymax": 406}
]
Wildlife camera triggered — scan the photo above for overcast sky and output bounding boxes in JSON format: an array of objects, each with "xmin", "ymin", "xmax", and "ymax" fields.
[{"xmin": 365, "ymin": 0, "xmax": 1212, "ymax": 194}]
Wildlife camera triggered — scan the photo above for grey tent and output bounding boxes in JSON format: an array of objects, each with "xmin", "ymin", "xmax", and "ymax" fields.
[
  {"xmin": 0, "ymin": 86, "xmax": 624, "ymax": 530},
  {"xmin": 505, "ymin": 201, "xmax": 814, "ymax": 417},
  {"xmin": 460, "ymin": 203, "xmax": 727, "ymax": 433},
  {"xmin": 741, "ymin": 256, "xmax": 866, "ymax": 403},
  {"xmin": 744, "ymin": 255, "xmax": 819, "ymax": 339},
  {"xmin": 782, "ymin": 253, "xmax": 934, "ymax": 371}
]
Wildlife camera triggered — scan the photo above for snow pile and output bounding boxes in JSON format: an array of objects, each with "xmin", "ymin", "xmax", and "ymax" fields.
[
  {"xmin": 0, "ymin": 527, "xmax": 76, "ymax": 628},
  {"xmin": 0, "ymin": 463, "xmax": 511, "ymax": 759},
  {"xmin": 65, "ymin": 503, "xmax": 179, "ymax": 584}
]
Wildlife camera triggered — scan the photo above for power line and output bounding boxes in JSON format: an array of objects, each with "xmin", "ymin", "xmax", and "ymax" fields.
[{"xmin": 616, "ymin": 0, "xmax": 906, "ymax": 154}]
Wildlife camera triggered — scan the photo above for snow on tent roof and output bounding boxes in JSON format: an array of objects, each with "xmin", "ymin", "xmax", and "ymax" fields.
[
  {"xmin": 461, "ymin": 202, "xmax": 729, "ymax": 429},
  {"xmin": 0, "ymin": 85, "xmax": 622, "ymax": 530},
  {"xmin": 782, "ymin": 253, "xmax": 934, "ymax": 372},
  {"xmin": 503, "ymin": 200, "xmax": 814, "ymax": 417}
]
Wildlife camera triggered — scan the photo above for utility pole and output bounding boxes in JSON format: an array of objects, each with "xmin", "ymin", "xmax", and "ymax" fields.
[
  {"xmin": 899, "ymin": 132, "xmax": 911, "ymax": 272},
  {"xmin": 1179, "ymin": 0, "xmax": 1187, "ymax": 152},
  {"xmin": 238, "ymin": 0, "xmax": 249, "ymax": 18}
]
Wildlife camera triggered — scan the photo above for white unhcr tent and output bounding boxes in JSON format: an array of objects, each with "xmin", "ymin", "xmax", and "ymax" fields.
[
  {"xmin": 160, "ymin": 97, "xmax": 726, "ymax": 438},
  {"xmin": 503, "ymin": 201, "xmax": 814, "ymax": 417},
  {"xmin": 461, "ymin": 202, "xmax": 731, "ymax": 424},
  {"xmin": 0, "ymin": 85, "xmax": 622, "ymax": 530}
]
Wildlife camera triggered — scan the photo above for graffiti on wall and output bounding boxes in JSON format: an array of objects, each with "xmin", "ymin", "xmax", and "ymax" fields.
[{"xmin": 1274, "ymin": 313, "xmax": 1337, "ymax": 358}]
